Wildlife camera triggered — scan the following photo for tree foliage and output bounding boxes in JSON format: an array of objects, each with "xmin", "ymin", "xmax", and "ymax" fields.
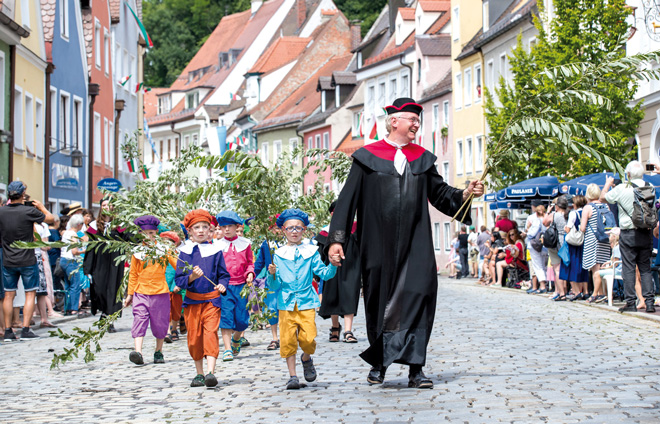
[
  {"xmin": 484, "ymin": 0, "xmax": 643, "ymax": 189},
  {"xmin": 143, "ymin": 0, "xmax": 251, "ymax": 87},
  {"xmin": 333, "ymin": 0, "xmax": 387, "ymax": 37}
]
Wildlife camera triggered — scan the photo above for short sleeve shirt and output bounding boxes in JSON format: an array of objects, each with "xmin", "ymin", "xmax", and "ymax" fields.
[
  {"xmin": 605, "ymin": 179, "xmax": 645, "ymax": 230},
  {"xmin": 0, "ymin": 203, "xmax": 46, "ymax": 267}
]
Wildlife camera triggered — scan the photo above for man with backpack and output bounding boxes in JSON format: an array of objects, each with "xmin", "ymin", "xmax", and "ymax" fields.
[{"xmin": 601, "ymin": 161, "xmax": 657, "ymax": 313}]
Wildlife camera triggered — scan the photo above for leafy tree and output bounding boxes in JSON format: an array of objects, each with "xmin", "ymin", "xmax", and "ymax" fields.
[
  {"xmin": 484, "ymin": 0, "xmax": 643, "ymax": 189},
  {"xmin": 333, "ymin": 0, "xmax": 387, "ymax": 37},
  {"xmin": 143, "ymin": 0, "xmax": 251, "ymax": 87}
]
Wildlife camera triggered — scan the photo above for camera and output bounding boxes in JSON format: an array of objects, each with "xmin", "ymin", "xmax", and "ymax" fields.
[
  {"xmin": 24, "ymin": 200, "xmax": 35, "ymax": 207},
  {"xmin": 646, "ymin": 163, "xmax": 655, "ymax": 171}
]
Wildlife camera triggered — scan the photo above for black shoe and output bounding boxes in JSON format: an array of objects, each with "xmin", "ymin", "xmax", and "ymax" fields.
[
  {"xmin": 367, "ymin": 365, "xmax": 387, "ymax": 384},
  {"xmin": 129, "ymin": 351, "xmax": 144, "ymax": 365},
  {"xmin": 107, "ymin": 324, "xmax": 117, "ymax": 333},
  {"xmin": 646, "ymin": 304, "xmax": 656, "ymax": 313},
  {"xmin": 20, "ymin": 327, "xmax": 39, "ymax": 340},
  {"xmin": 154, "ymin": 351, "xmax": 165, "ymax": 364},
  {"xmin": 408, "ymin": 368, "xmax": 433, "ymax": 389},
  {"xmin": 204, "ymin": 373, "xmax": 218, "ymax": 387},
  {"xmin": 618, "ymin": 305, "xmax": 638, "ymax": 313},
  {"xmin": 286, "ymin": 376, "xmax": 301, "ymax": 390},
  {"xmin": 3, "ymin": 329, "xmax": 18, "ymax": 342},
  {"xmin": 190, "ymin": 374, "xmax": 205, "ymax": 387},
  {"xmin": 301, "ymin": 354, "xmax": 317, "ymax": 382}
]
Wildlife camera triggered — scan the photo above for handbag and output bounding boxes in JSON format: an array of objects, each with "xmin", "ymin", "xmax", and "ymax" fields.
[
  {"xmin": 565, "ymin": 211, "xmax": 584, "ymax": 246},
  {"xmin": 53, "ymin": 258, "xmax": 66, "ymax": 279},
  {"xmin": 558, "ymin": 237, "xmax": 570, "ymax": 266}
]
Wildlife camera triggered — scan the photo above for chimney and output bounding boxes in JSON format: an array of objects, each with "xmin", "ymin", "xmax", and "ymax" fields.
[
  {"xmin": 350, "ymin": 20, "xmax": 362, "ymax": 50},
  {"xmin": 388, "ymin": 0, "xmax": 406, "ymax": 35},
  {"xmin": 251, "ymin": 0, "xmax": 262, "ymax": 14},
  {"xmin": 297, "ymin": 0, "xmax": 306, "ymax": 29}
]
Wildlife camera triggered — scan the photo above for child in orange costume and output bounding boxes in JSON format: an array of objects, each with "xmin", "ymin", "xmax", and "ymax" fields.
[{"xmin": 175, "ymin": 209, "xmax": 229, "ymax": 388}]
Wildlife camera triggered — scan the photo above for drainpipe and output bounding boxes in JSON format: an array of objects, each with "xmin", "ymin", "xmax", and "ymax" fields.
[
  {"xmin": 87, "ymin": 83, "xmax": 100, "ymax": 208},
  {"xmin": 399, "ymin": 54, "xmax": 413, "ymax": 98},
  {"xmin": 44, "ymin": 62, "xmax": 55, "ymax": 203},
  {"xmin": 8, "ymin": 45, "xmax": 15, "ymax": 182},
  {"xmin": 113, "ymin": 99, "xmax": 125, "ymax": 179}
]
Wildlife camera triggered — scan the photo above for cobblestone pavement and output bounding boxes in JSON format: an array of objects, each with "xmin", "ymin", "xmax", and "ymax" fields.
[{"xmin": 2, "ymin": 278, "xmax": 660, "ymax": 423}]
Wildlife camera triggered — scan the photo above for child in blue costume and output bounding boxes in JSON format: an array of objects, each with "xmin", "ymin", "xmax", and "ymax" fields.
[
  {"xmin": 254, "ymin": 214, "xmax": 283, "ymax": 351},
  {"xmin": 267, "ymin": 208, "xmax": 337, "ymax": 390}
]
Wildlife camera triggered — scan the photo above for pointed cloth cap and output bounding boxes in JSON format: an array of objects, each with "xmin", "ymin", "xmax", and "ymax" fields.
[
  {"xmin": 276, "ymin": 208, "xmax": 310, "ymax": 228},
  {"xmin": 183, "ymin": 209, "xmax": 213, "ymax": 229},
  {"xmin": 385, "ymin": 97, "xmax": 423, "ymax": 115}
]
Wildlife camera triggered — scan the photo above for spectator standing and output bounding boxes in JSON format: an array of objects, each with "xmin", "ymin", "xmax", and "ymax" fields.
[
  {"xmin": 0, "ymin": 181, "xmax": 54, "ymax": 341},
  {"xmin": 601, "ymin": 161, "xmax": 656, "ymax": 313},
  {"xmin": 543, "ymin": 196, "xmax": 569, "ymax": 300},
  {"xmin": 468, "ymin": 226, "xmax": 479, "ymax": 278},
  {"xmin": 476, "ymin": 226, "xmax": 491, "ymax": 281},
  {"xmin": 525, "ymin": 201, "xmax": 548, "ymax": 293},
  {"xmin": 457, "ymin": 226, "xmax": 470, "ymax": 278},
  {"xmin": 560, "ymin": 196, "xmax": 590, "ymax": 300},
  {"xmin": 581, "ymin": 184, "xmax": 612, "ymax": 304}
]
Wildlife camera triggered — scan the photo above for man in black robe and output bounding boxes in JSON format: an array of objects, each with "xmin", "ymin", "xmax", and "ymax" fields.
[{"xmin": 327, "ymin": 98, "xmax": 484, "ymax": 388}]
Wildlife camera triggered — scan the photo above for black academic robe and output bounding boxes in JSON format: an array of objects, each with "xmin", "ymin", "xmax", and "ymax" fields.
[
  {"xmin": 328, "ymin": 140, "xmax": 472, "ymax": 368},
  {"xmin": 315, "ymin": 226, "xmax": 361, "ymax": 319},
  {"xmin": 83, "ymin": 225, "xmax": 129, "ymax": 316}
]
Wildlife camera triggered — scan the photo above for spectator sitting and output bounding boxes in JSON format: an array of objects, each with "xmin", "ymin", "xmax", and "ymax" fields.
[
  {"xmin": 494, "ymin": 228, "xmax": 527, "ymax": 287},
  {"xmin": 495, "ymin": 210, "xmax": 516, "ymax": 233}
]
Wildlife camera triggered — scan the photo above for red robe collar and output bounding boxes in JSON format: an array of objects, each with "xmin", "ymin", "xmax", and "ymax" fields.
[{"xmin": 363, "ymin": 140, "xmax": 426, "ymax": 162}]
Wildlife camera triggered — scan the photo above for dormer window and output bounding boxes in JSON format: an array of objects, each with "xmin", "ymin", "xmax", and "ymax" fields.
[
  {"xmin": 157, "ymin": 95, "xmax": 171, "ymax": 115},
  {"xmin": 186, "ymin": 91, "xmax": 199, "ymax": 109}
]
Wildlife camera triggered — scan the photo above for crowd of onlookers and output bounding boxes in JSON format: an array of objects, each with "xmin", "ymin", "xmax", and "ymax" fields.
[
  {"xmin": 0, "ymin": 180, "xmax": 116, "ymax": 342},
  {"xmin": 447, "ymin": 160, "xmax": 660, "ymax": 313}
]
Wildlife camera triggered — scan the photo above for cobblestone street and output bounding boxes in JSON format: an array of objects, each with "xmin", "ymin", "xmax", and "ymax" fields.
[{"xmin": 2, "ymin": 277, "xmax": 660, "ymax": 423}]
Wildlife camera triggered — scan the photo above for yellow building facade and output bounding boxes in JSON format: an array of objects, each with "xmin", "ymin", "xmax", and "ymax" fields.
[
  {"xmin": 450, "ymin": 0, "xmax": 487, "ymax": 229},
  {"xmin": 13, "ymin": 0, "xmax": 46, "ymax": 201}
]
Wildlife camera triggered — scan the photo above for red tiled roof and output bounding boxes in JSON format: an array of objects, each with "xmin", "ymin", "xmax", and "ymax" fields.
[
  {"xmin": 419, "ymin": 1, "xmax": 450, "ymax": 12},
  {"xmin": 110, "ymin": 0, "xmax": 121, "ymax": 23},
  {"xmin": 40, "ymin": 0, "xmax": 56, "ymax": 43},
  {"xmin": 399, "ymin": 7, "xmax": 415, "ymax": 20},
  {"xmin": 143, "ymin": 87, "xmax": 169, "ymax": 120},
  {"xmin": 321, "ymin": 9, "xmax": 337, "ymax": 15},
  {"xmin": 254, "ymin": 54, "xmax": 353, "ymax": 130},
  {"xmin": 425, "ymin": 11, "xmax": 450, "ymax": 34},
  {"xmin": 248, "ymin": 36, "xmax": 311, "ymax": 74},
  {"xmin": 363, "ymin": 31, "xmax": 415, "ymax": 67},
  {"xmin": 82, "ymin": 7, "xmax": 93, "ymax": 73},
  {"xmin": 146, "ymin": 98, "xmax": 191, "ymax": 126},
  {"xmin": 335, "ymin": 132, "xmax": 364, "ymax": 155}
]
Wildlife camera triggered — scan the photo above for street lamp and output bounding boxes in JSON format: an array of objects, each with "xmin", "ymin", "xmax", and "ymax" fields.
[
  {"xmin": 49, "ymin": 140, "xmax": 85, "ymax": 168},
  {"xmin": 70, "ymin": 149, "xmax": 83, "ymax": 168},
  {"xmin": 0, "ymin": 130, "xmax": 12, "ymax": 144}
]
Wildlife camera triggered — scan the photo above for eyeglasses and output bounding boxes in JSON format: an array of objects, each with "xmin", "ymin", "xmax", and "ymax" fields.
[
  {"xmin": 284, "ymin": 226, "xmax": 304, "ymax": 233},
  {"xmin": 396, "ymin": 116, "xmax": 420, "ymax": 125}
]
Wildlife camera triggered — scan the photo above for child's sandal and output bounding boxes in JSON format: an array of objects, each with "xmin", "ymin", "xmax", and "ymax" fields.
[
  {"xmin": 222, "ymin": 350, "xmax": 234, "ymax": 362},
  {"xmin": 343, "ymin": 331, "xmax": 358, "ymax": 343},
  {"xmin": 171, "ymin": 330, "xmax": 179, "ymax": 341},
  {"xmin": 267, "ymin": 340, "xmax": 280, "ymax": 350},
  {"xmin": 231, "ymin": 338, "xmax": 241, "ymax": 356}
]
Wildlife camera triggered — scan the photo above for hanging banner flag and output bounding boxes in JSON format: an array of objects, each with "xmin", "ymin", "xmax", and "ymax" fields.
[
  {"xmin": 229, "ymin": 92, "xmax": 242, "ymax": 101},
  {"xmin": 135, "ymin": 82, "xmax": 144, "ymax": 93},
  {"xmin": 141, "ymin": 165, "xmax": 149, "ymax": 180},
  {"xmin": 126, "ymin": 159, "xmax": 136, "ymax": 172},
  {"xmin": 143, "ymin": 117, "xmax": 158, "ymax": 159},
  {"xmin": 369, "ymin": 120, "xmax": 379, "ymax": 141},
  {"xmin": 432, "ymin": 131, "xmax": 436, "ymax": 155},
  {"xmin": 125, "ymin": 1, "xmax": 154, "ymax": 48},
  {"xmin": 119, "ymin": 75, "xmax": 131, "ymax": 86}
]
